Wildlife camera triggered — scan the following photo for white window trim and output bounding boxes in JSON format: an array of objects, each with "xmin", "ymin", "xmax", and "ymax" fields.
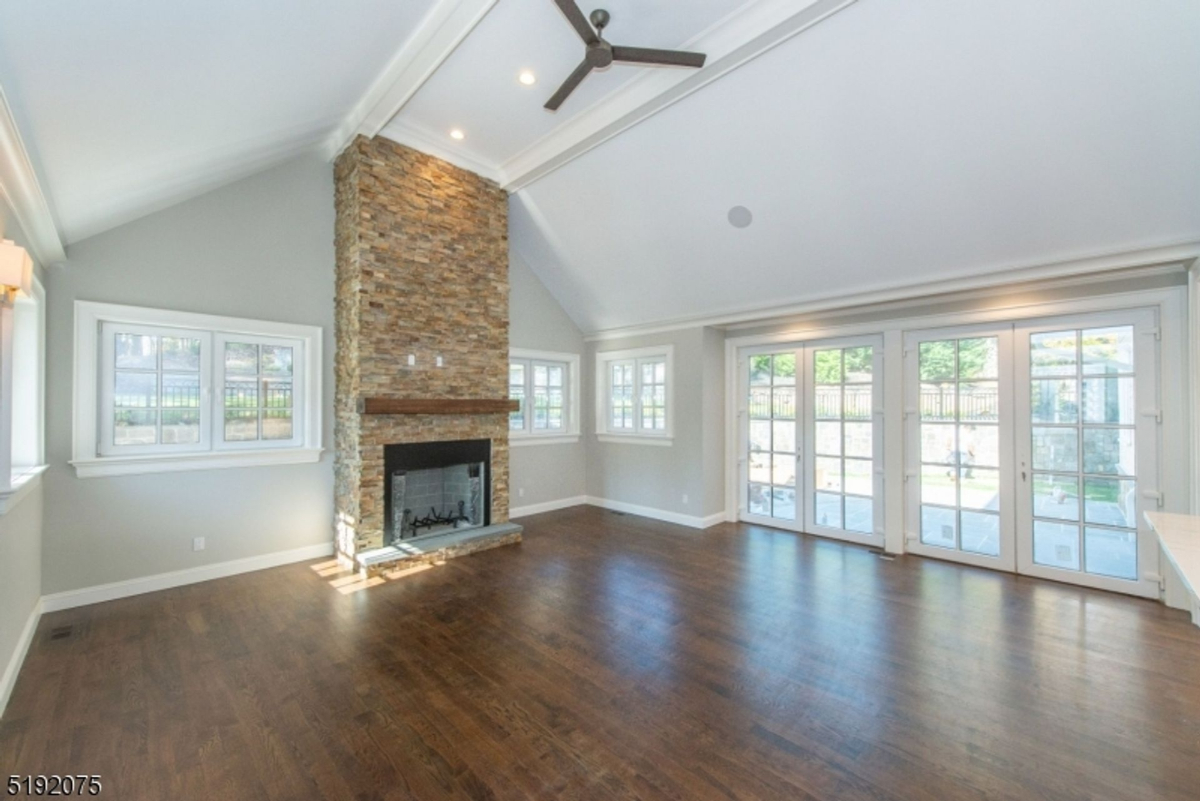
[
  {"xmin": 72, "ymin": 301, "xmax": 323, "ymax": 478},
  {"xmin": 0, "ymin": 273, "xmax": 46, "ymax": 515},
  {"xmin": 509, "ymin": 348, "xmax": 581, "ymax": 446},
  {"xmin": 595, "ymin": 344, "xmax": 674, "ymax": 444}
]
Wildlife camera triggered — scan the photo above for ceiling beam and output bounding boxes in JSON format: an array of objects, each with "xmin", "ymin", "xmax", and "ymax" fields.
[
  {"xmin": 500, "ymin": 0, "xmax": 860, "ymax": 191},
  {"xmin": 324, "ymin": 0, "xmax": 498, "ymax": 160},
  {"xmin": 0, "ymin": 86, "xmax": 66, "ymax": 265}
]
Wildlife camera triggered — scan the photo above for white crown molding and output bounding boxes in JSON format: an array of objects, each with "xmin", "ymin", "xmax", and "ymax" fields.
[
  {"xmin": 377, "ymin": 119, "xmax": 502, "ymax": 182},
  {"xmin": 0, "ymin": 86, "xmax": 65, "ymax": 265},
  {"xmin": 324, "ymin": 0, "xmax": 498, "ymax": 161},
  {"xmin": 582, "ymin": 239, "xmax": 1200, "ymax": 341},
  {"xmin": 499, "ymin": 0, "xmax": 860, "ymax": 191}
]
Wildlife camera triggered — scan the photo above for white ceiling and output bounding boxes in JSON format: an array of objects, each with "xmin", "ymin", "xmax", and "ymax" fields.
[
  {"xmin": 0, "ymin": 0, "xmax": 440, "ymax": 243},
  {"xmin": 1, "ymin": 1, "xmax": 1197, "ymax": 335}
]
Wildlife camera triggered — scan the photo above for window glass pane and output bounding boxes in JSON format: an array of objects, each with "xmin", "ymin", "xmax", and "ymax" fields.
[
  {"xmin": 1084, "ymin": 527, "xmax": 1137, "ymax": 580},
  {"xmin": 1031, "ymin": 331, "xmax": 1077, "ymax": 377},
  {"xmin": 844, "ymin": 497, "xmax": 873, "ymax": 534},
  {"xmin": 225, "ymin": 378, "xmax": 258, "ymax": 410},
  {"xmin": 961, "ymin": 512, "xmax": 1000, "ymax": 556},
  {"xmin": 957, "ymin": 338, "xmax": 998, "ymax": 379},
  {"xmin": 814, "ymin": 457, "xmax": 842, "ymax": 492},
  {"xmin": 748, "ymin": 483, "xmax": 771, "ymax": 516},
  {"xmin": 772, "ymin": 353, "xmax": 795, "ymax": 385},
  {"xmin": 224, "ymin": 410, "xmax": 258, "ymax": 441},
  {"xmin": 814, "ymin": 386, "xmax": 841, "ymax": 419},
  {"xmin": 1031, "ymin": 379, "xmax": 1078, "ymax": 424},
  {"xmin": 114, "ymin": 371, "xmax": 157, "ymax": 407},
  {"xmin": 225, "ymin": 342, "xmax": 259, "ymax": 373},
  {"xmin": 749, "ymin": 453, "xmax": 771, "ymax": 485},
  {"xmin": 509, "ymin": 363, "xmax": 525, "ymax": 385},
  {"xmin": 161, "ymin": 410, "xmax": 200, "ymax": 444},
  {"xmin": 548, "ymin": 365, "xmax": 564, "ymax": 387},
  {"xmin": 264, "ymin": 379, "xmax": 292, "ymax": 409},
  {"xmin": 748, "ymin": 387, "xmax": 771, "ymax": 419},
  {"xmin": 918, "ymin": 341, "xmax": 955, "ymax": 381},
  {"xmin": 771, "ymin": 421, "xmax": 795, "ymax": 454},
  {"xmin": 162, "ymin": 373, "xmax": 200, "ymax": 408},
  {"xmin": 1032, "ymin": 427, "xmax": 1078, "ymax": 472},
  {"xmin": 921, "ymin": 465, "xmax": 956, "ymax": 506},
  {"xmin": 261, "ymin": 345, "xmax": 293, "ymax": 376},
  {"xmin": 920, "ymin": 383, "xmax": 955, "ymax": 421},
  {"xmin": 655, "ymin": 362, "xmax": 665, "ymax": 383},
  {"xmin": 1083, "ymin": 478, "xmax": 1136, "ymax": 527},
  {"xmin": 772, "ymin": 387, "xmax": 796, "ymax": 420},
  {"xmin": 535, "ymin": 365, "xmax": 549, "ymax": 387},
  {"xmin": 921, "ymin": 506, "xmax": 956, "ymax": 548},
  {"xmin": 749, "ymin": 420, "xmax": 771, "ymax": 452},
  {"xmin": 844, "ymin": 459, "xmax": 872, "ymax": 496},
  {"xmin": 1033, "ymin": 520, "xmax": 1080, "ymax": 570},
  {"xmin": 843, "ymin": 385, "xmax": 871, "ymax": 420},
  {"xmin": 771, "ymin": 487, "xmax": 796, "ymax": 520},
  {"xmin": 1033, "ymin": 474, "xmax": 1080, "ymax": 521},
  {"xmin": 959, "ymin": 382, "xmax": 998, "ymax": 422},
  {"xmin": 115, "ymin": 333, "xmax": 157, "ymax": 369},
  {"xmin": 843, "ymin": 347, "xmax": 872, "ymax": 382},
  {"xmin": 959, "ymin": 467, "xmax": 999, "ymax": 511},
  {"xmin": 960, "ymin": 424, "xmax": 999, "ymax": 468},
  {"xmin": 815, "ymin": 421, "xmax": 841, "ymax": 456},
  {"xmin": 114, "ymin": 409, "xmax": 157, "ymax": 446},
  {"xmin": 921, "ymin": 424, "xmax": 956, "ymax": 464},
  {"xmin": 263, "ymin": 410, "xmax": 293, "ymax": 440},
  {"xmin": 1082, "ymin": 428, "xmax": 1135, "ymax": 476},
  {"xmin": 1081, "ymin": 327, "xmax": 1133, "ymax": 375},
  {"xmin": 814, "ymin": 350, "xmax": 842, "ymax": 384},
  {"xmin": 815, "ymin": 492, "xmax": 842, "ymax": 528},
  {"xmin": 509, "ymin": 362, "xmax": 525, "ymax": 431},
  {"xmin": 749, "ymin": 355, "xmax": 772, "ymax": 385},
  {"xmin": 1081, "ymin": 377, "xmax": 1134, "ymax": 425},
  {"xmin": 772, "ymin": 454, "xmax": 796, "ymax": 488},
  {"xmin": 844, "ymin": 422, "xmax": 872, "ymax": 459},
  {"xmin": 161, "ymin": 337, "xmax": 201, "ymax": 371}
]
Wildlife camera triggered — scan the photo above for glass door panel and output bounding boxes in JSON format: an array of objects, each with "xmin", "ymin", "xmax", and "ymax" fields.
[
  {"xmin": 1015, "ymin": 313, "xmax": 1158, "ymax": 597},
  {"xmin": 746, "ymin": 352, "xmax": 798, "ymax": 523},
  {"xmin": 905, "ymin": 328, "xmax": 1015, "ymax": 570}
]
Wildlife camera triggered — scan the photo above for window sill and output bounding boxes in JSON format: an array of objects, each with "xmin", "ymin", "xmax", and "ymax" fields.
[
  {"xmin": 597, "ymin": 434, "xmax": 673, "ymax": 447},
  {"xmin": 0, "ymin": 465, "xmax": 48, "ymax": 515},
  {"xmin": 71, "ymin": 448, "xmax": 324, "ymax": 478},
  {"xmin": 510, "ymin": 434, "xmax": 581, "ymax": 448}
]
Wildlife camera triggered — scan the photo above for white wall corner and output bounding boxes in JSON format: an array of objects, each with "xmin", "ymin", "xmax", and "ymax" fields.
[{"xmin": 0, "ymin": 86, "xmax": 65, "ymax": 265}]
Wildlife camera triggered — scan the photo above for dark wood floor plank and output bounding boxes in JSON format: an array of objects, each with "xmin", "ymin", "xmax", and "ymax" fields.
[{"xmin": 4, "ymin": 506, "xmax": 1200, "ymax": 800}]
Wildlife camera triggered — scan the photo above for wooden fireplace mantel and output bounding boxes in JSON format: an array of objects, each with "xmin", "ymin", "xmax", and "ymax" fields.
[{"xmin": 357, "ymin": 397, "xmax": 520, "ymax": 415}]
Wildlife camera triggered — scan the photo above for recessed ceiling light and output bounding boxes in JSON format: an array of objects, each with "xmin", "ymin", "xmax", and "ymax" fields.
[
  {"xmin": 449, "ymin": 129, "xmax": 465, "ymax": 140},
  {"xmin": 519, "ymin": 71, "xmax": 537, "ymax": 86},
  {"xmin": 727, "ymin": 206, "xmax": 753, "ymax": 229}
]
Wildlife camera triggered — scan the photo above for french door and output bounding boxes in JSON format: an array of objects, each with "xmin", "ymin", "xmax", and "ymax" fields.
[
  {"xmin": 905, "ymin": 310, "xmax": 1161, "ymax": 597},
  {"xmin": 738, "ymin": 337, "xmax": 884, "ymax": 548}
]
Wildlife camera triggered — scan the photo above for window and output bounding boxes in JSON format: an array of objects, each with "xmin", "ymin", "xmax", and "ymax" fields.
[
  {"xmin": 0, "ymin": 274, "xmax": 47, "ymax": 514},
  {"xmin": 596, "ymin": 346, "xmax": 673, "ymax": 444},
  {"xmin": 73, "ymin": 302, "xmax": 322, "ymax": 477},
  {"xmin": 508, "ymin": 349, "xmax": 580, "ymax": 445}
]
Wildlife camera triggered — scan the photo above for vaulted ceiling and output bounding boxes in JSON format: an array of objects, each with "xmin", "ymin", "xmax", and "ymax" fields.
[{"xmin": 1, "ymin": 0, "xmax": 1197, "ymax": 334}]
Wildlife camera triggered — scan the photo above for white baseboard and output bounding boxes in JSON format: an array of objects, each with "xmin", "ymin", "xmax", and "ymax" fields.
[
  {"xmin": 40, "ymin": 542, "xmax": 335, "ymax": 613},
  {"xmin": 0, "ymin": 598, "xmax": 43, "ymax": 720},
  {"xmin": 510, "ymin": 495, "xmax": 588, "ymax": 518},
  {"xmin": 585, "ymin": 497, "xmax": 727, "ymax": 530}
]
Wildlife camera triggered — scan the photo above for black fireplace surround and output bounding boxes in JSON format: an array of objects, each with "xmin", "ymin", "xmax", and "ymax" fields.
[{"xmin": 383, "ymin": 439, "xmax": 491, "ymax": 543}]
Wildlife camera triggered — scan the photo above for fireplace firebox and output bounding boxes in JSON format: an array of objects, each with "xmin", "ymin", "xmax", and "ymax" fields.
[{"xmin": 384, "ymin": 440, "xmax": 491, "ymax": 544}]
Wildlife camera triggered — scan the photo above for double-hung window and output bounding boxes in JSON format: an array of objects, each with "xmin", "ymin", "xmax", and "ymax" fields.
[
  {"xmin": 74, "ymin": 302, "xmax": 322, "ymax": 477},
  {"xmin": 0, "ymin": 272, "xmax": 47, "ymax": 514},
  {"xmin": 508, "ymin": 349, "xmax": 580, "ymax": 445},
  {"xmin": 596, "ymin": 346, "xmax": 673, "ymax": 444}
]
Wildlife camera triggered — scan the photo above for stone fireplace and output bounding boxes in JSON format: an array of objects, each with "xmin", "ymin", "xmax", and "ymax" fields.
[{"xmin": 333, "ymin": 136, "xmax": 521, "ymax": 567}]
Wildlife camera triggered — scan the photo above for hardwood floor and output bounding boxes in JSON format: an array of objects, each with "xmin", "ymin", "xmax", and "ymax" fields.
[{"xmin": 4, "ymin": 506, "xmax": 1200, "ymax": 800}]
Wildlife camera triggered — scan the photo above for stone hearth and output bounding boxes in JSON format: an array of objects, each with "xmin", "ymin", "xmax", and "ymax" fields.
[{"xmin": 333, "ymin": 136, "xmax": 520, "ymax": 562}]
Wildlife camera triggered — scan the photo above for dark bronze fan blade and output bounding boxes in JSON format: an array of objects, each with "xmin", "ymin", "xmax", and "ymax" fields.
[
  {"xmin": 611, "ymin": 46, "xmax": 707, "ymax": 68},
  {"xmin": 544, "ymin": 59, "xmax": 594, "ymax": 110},
  {"xmin": 553, "ymin": 0, "xmax": 598, "ymax": 44}
]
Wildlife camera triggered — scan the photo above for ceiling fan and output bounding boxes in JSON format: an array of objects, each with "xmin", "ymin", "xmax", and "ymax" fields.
[{"xmin": 545, "ymin": 0, "xmax": 707, "ymax": 111}]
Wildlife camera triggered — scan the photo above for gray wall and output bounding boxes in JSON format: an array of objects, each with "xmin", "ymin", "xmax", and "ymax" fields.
[
  {"xmin": 585, "ymin": 326, "xmax": 726, "ymax": 518},
  {"xmin": 508, "ymin": 250, "xmax": 587, "ymax": 509},
  {"xmin": 42, "ymin": 155, "xmax": 336, "ymax": 595},
  {"xmin": 0, "ymin": 200, "xmax": 43, "ymax": 711}
]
